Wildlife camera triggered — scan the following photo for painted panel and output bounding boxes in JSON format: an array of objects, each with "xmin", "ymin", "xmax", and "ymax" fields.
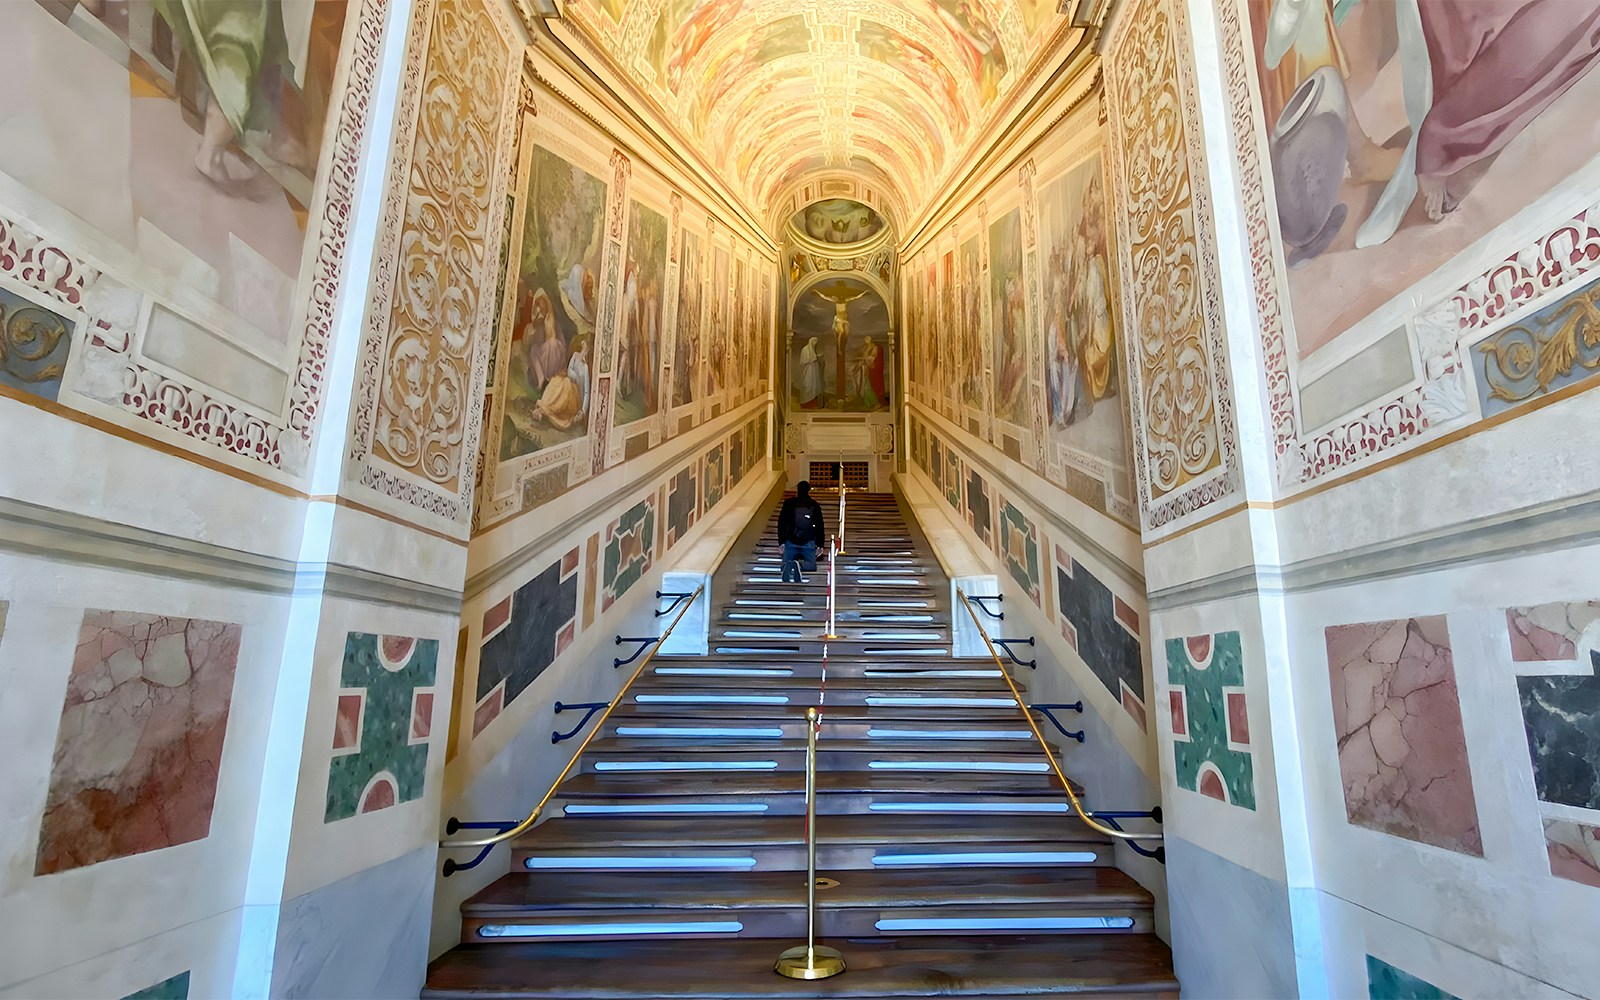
[
  {"xmin": 36, "ymin": 611, "xmax": 241, "ymax": 875},
  {"xmin": 1056, "ymin": 547, "xmax": 1145, "ymax": 723},
  {"xmin": 988, "ymin": 208, "xmax": 1028, "ymax": 427},
  {"xmin": 958, "ymin": 236, "xmax": 985, "ymax": 412},
  {"xmin": 0, "ymin": 286, "xmax": 73, "ymax": 402},
  {"xmin": 474, "ymin": 549, "xmax": 579, "ymax": 734},
  {"xmin": 500, "ymin": 144, "xmax": 607, "ymax": 461},
  {"xmin": 326, "ymin": 633, "xmax": 439, "ymax": 822},
  {"xmin": 671, "ymin": 230, "xmax": 702, "ymax": 409},
  {"xmin": 1038, "ymin": 153, "xmax": 1133, "ymax": 521},
  {"xmin": 1243, "ymin": 0, "xmax": 1600, "ymax": 362},
  {"xmin": 1165, "ymin": 632, "xmax": 1254, "ymax": 809},
  {"xmin": 790, "ymin": 199, "xmax": 886, "ymax": 246},
  {"xmin": 1103, "ymin": 0, "xmax": 1237, "ymax": 529},
  {"xmin": 603, "ymin": 497, "xmax": 658, "ymax": 611},
  {"xmin": 703, "ymin": 442, "xmax": 725, "ymax": 511},
  {"xmin": 1473, "ymin": 279, "xmax": 1600, "ymax": 417},
  {"xmin": 5, "ymin": 0, "xmax": 351, "ymax": 351},
  {"xmin": 614, "ymin": 200, "xmax": 668, "ymax": 426},
  {"xmin": 1324, "ymin": 617, "xmax": 1481, "ymax": 854},
  {"xmin": 964, "ymin": 467, "xmax": 991, "ymax": 547},
  {"xmin": 790, "ymin": 277, "xmax": 889, "ymax": 411}
]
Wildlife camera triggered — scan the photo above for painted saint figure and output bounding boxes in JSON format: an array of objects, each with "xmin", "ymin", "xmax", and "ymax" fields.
[
  {"xmin": 797, "ymin": 336, "xmax": 824, "ymax": 409},
  {"xmin": 533, "ymin": 337, "xmax": 590, "ymax": 429},
  {"xmin": 858, "ymin": 334, "xmax": 886, "ymax": 409}
]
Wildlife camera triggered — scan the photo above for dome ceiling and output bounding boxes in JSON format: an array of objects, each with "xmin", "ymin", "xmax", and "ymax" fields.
[{"xmin": 559, "ymin": 0, "xmax": 1089, "ymax": 231}]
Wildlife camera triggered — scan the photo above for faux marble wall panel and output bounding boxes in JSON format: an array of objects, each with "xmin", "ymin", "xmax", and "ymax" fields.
[
  {"xmin": 1544, "ymin": 819, "xmax": 1600, "ymax": 888},
  {"xmin": 703, "ymin": 444, "xmax": 725, "ymax": 510},
  {"xmin": 965, "ymin": 468, "xmax": 991, "ymax": 547},
  {"xmin": 1324, "ymin": 617, "xmax": 1482, "ymax": 855},
  {"xmin": 36, "ymin": 611, "xmax": 242, "ymax": 875},
  {"xmin": 1518, "ymin": 660, "xmax": 1600, "ymax": 811},
  {"xmin": 729, "ymin": 432, "xmax": 745, "ymax": 489},
  {"xmin": 665, "ymin": 465, "xmax": 698, "ymax": 548},
  {"xmin": 1057, "ymin": 547, "xmax": 1144, "ymax": 724},
  {"xmin": 1165, "ymin": 836, "xmax": 1295, "ymax": 999},
  {"xmin": 1165, "ymin": 632, "xmax": 1253, "ymax": 809},
  {"xmin": 1506, "ymin": 599, "xmax": 1600, "ymax": 662},
  {"xmin": 943, "ymin": 444, "xmax": 961, "ymax": 511},
  {"xmin": 475, "ymin": 549, "xmax": 579, "ymax": 734},
  {"xmin": 122, "ymin": 972, "xmax": 190, "ymax": 1000},
  {"xmin": 602, "ymin": 497, "xmax": 658, "ymax": 612},
  {"xmin": 326, "ymin": 634, "xmax": 440, "ymax": 822},
  {"xmin": 1365, "ymin": 955, "xmax": 1459, "ymax": 1000},
  {"xmin": 997, "ymin": 500, "xmax": 1041, "ymax": 606}
]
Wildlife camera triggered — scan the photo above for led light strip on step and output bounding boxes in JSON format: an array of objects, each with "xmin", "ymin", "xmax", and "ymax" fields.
[
  {"xmin": 869, "ymin": 802, "xmax": 1073, "ymax": 813},
  {"xmin": 615, "ymin": 726, "xmax": 785, "ymax": 738},
  {"xmin": 562, "ymin": 803, "xmax": 771, "ymax": 814},
  {"xmin": 866, "ymin": 760, "xmax": 1051, "ymax": 772},
  {"xmin": 477, "ymin": 921, "xmax": 746, "ymax": 938},
  {"xmin": 636, "ymin": 694, "xmax": 790, "ymax": 704},
  {"xmin": 867, "ymin": 728, "xmax": 1034, "ymax": 739},
  {"xmin": 874, "ymin": 917, "xmax": 1135, "ymax": 932},
  {"xmin": 654, "ymin": 666, "xmax": 794, "ymax": 677},
  {"xmin": 866, "ymin": 696, "xmax": 1017, "ymax": 707},
  {"xmin": 871, "ymin": 851, "xmax": 1099, "ymax": 866},
  {"xmin": 524, "ymin": 856, "xmax": 758, "ymax": 870},
  {"xmin": 594, "ymin": 760, "xmax": 780, "ymax": 771}
]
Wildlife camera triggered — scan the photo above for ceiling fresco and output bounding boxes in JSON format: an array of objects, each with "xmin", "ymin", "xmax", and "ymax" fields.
[
  {"xmin": 560, "ymin": 0, "xmax": 1083, "ymax": 229},
  {"xmin": 790, "ymin": 198, "xmax": 888, "ymax": 245}
]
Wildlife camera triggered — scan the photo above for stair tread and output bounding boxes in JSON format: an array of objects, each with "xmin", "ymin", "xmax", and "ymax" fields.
[
  {"xmin": 514, "ymin": 813, "xmax": 1111, "ymax": 850},
  {"xmin": 462, "ymin": 866, "xmax": 1151, "ymax": 913},
  {"xmin": 424, "ymin": 934, "xmax": 1176, "ymax": 998},
  {"xmin": 556, "ymin": 769, "xmax": 1080, "ymax": 798},
  {"xmin": 583, "ymin": 738, "xmax": 1059, "ymax": 756}
]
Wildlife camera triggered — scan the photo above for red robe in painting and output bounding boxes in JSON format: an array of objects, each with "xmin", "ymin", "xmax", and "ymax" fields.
[{"xmin": 1416, "ymin": 0, "xmax": 1600, "ymax": 179}]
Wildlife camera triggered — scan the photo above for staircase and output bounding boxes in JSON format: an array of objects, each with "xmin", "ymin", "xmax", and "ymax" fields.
[{"xmin": 425, "ymin": 491, "xmax": 1177, "ymax": 998}]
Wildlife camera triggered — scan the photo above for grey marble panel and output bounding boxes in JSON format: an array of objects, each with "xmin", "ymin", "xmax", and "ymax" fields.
[
  {"xmin": 1166, "ymin": 836, "xmax": 1298, "ymax": 1000},
  {"xmin": 270, "ymin": 845, "xmax": 435, "ymax": 999}
]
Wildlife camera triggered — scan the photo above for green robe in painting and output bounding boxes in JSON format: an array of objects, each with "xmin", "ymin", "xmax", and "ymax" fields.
[{"xmin": 153, "ymin": 0, "xmax": 295, "ymax": 138}]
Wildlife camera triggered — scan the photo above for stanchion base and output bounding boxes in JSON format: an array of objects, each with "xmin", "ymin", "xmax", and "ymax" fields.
[{"xmin": 774, "ymin": 945, "xmax": 846, "ymax": 980}]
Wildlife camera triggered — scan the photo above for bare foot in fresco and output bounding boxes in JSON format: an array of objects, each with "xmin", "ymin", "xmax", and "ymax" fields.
[
  {"xmin": 194, "ymin": 96, "xmax": 267, "ymax": 195},
  {"xmin": 1418, "ymin": 173, "xmax": 1457, "ymax": 221}
]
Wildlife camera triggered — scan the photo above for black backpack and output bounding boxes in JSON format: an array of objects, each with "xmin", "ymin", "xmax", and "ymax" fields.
[{"xmin": 791, "ymin": 502, "xmax": 818, "ymax": 543}]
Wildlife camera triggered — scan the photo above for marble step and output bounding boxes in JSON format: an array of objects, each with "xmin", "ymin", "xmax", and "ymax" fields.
[
  {"xmin": 511, "ymin": 813, "xmax": 1113, "ymax": 873},
  {"xmin": 423, "ymin": 933, "xmax": 1179, "ymax": 998},
  {"xmin": 457, "ymin": 867, "xmax": 1153, "ymax": 942}
]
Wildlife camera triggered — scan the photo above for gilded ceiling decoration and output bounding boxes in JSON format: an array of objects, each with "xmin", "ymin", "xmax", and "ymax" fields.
[{"xmin": 559, "ymin": 0, "xmax": 1086, "ymax": 230}]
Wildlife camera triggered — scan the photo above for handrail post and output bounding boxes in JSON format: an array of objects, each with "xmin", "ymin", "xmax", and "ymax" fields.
[
  {"xmin": 774, "ymin": 706, "xmax": 845, "ymax": 980},
  {"xmin": 820, "ymin": 536, "xmax": 840, "ymax": 640}
]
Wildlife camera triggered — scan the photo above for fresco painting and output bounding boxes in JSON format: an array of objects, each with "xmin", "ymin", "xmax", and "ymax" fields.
[
  {"xmin": 989, "ymin": 208, "xmax": 1028, "ymax": 426},
  {"xmin": 8, "ymin": 0, "xmax": 351, "ymax": 349},
  {"xmin": 615, "ymin": 201, "xmax": 668, "ymax": 426},
  {"xmin": 500, "ymin": 145, "xmax": 607, "ymax": 461},
  {"xmin": 1249, "ymin": 0, "xmax": 1600, "ymax": 358},
  {"xmin": 673, "ymin": 230, "xmax": 703, "ymax": 408},
  {"xmin": 790, "ymin": 198, "xmax": 887, "ymax": 245},
  {"xmin": 708, "ymin": 246, "xmax": 730, "ymax": 396},
  {"xmin": 790, "ymin": 277, "xmax": 889, "ymax": 412},
  {"xmin": 959, "ymin": 237, "xmax": 984, "ymax": 411}
]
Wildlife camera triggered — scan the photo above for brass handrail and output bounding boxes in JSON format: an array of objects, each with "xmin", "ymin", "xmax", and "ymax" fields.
[
  {"xmin": 439, "ymin": 583, "xmax": 706, "ymax": 851},
  {"xmin": 955, "ymin": 589, "xmax": 1164, "ymax": 843},
  {"xmin": 772, "ymin": 706, "xmax": 845, "ymax": 979}
]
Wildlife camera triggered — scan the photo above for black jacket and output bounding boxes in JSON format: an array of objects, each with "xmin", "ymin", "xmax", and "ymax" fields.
[{"xmin": 777, "ymin": 494, "xmax": 826, "ymax": 545}]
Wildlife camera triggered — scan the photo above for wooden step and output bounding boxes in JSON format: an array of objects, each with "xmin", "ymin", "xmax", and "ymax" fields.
[
  {"xmin": 631, "ymin": 673, "xmax": 1023, "ymax": 697},
  {"xmin": 458, "ymin": 867, "xmax": 1153, "ymax": 942},
  {"xmin": 576, "ymin": 742, "xmax": 1063, "ymax": 775},
  {"xmin": 424, "ymin": 934, "xmax": 1178, "ymax": 998},
  {"xmin": 600, "ymin": 715, "xmax": 1042, "ymax": 742},
  {"xmin": 511, "ymin": 813, "xmax": 1114, "ymax": 872}
]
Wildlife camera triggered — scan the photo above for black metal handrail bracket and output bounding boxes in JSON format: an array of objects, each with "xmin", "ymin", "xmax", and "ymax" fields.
[
  {"xmin": 438, "ymin": 583, "xmax": 706, "ymax": 876},
  {"xmin": 654, "ymin": 590, "xmax": 695, "ymax": 618},
  {"xmin": 1090, "ymin": 809, "xmax": 1166, "ymax": 863},
  {"xmin": 552, "ymin": 701, "xmax": 609, "ymax": 744},
  {"xmin": 992, "ymin": 635, "xmax": 1037, "ymax": 669},
  {"xmin": 967, "ymin": 594, "xmax": 1005, "ymax": 620},
  {"xmin": 613, "ymin": 634, "xmax": 657, "ymax": 668},
  {"xmin": 1031, "ymin": 702, "xmax": 1086, "ymax": 743}
]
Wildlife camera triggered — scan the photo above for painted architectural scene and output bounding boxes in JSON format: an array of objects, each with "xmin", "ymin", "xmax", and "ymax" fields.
[
  {"xmin": 790, "ymin": 277, "xmax": 890, "ymax": 412},
  {"xmin": 614, "ymin": 200, "xmax": 668, "ymax": 426},
  {"xmin": 1247, "ymin": 0, "xmax": 1600, "ymax": 359},
  {"xmin": 499, "ymin": 144, "xmax": 607, "ymax": 461},
  {"xmin": 4, "ymin": 0, "xmax": 350, "ymax": 351},
  {"xmin": 672, "ymin": 229, "xmax": 703, "ymax": 409}
]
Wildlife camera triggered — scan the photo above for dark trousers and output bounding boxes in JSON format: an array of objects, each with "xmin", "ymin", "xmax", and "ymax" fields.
[{"xmin": 781, "ymin": 541, "xmax": 817, "ymax": 582}]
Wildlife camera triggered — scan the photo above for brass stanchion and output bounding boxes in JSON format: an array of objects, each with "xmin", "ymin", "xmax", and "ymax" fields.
[{"xmin": 774, "ymin": 707, "xmax": 845, "ymax": 980}]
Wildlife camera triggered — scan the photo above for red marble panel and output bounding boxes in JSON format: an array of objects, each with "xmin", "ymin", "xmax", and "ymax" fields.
[
  {"xmin": 1170, "ymin": 690, "xmax": 1187, "ymax": 737},
  {"xmin": 1227, "ymin": 691, "xmax": 1250, "ymax": 745},
  {"xmin": 1325, "ymin": 617, "xmax": 1482, "ymax": 856},
  {"xmin": 412, "ymin": 691, "xmax": 434, "ymax": 740},
  {"xmin": 482, "ymin": 596, "xmax": 512, "ymax": 637},
  {"xmin": 36, "ymin": 611, "xmax": 242, "ymax": 875},
  {"xmin": 333, "ymin": 693, "xmax": 364, "ymax": 750}
]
